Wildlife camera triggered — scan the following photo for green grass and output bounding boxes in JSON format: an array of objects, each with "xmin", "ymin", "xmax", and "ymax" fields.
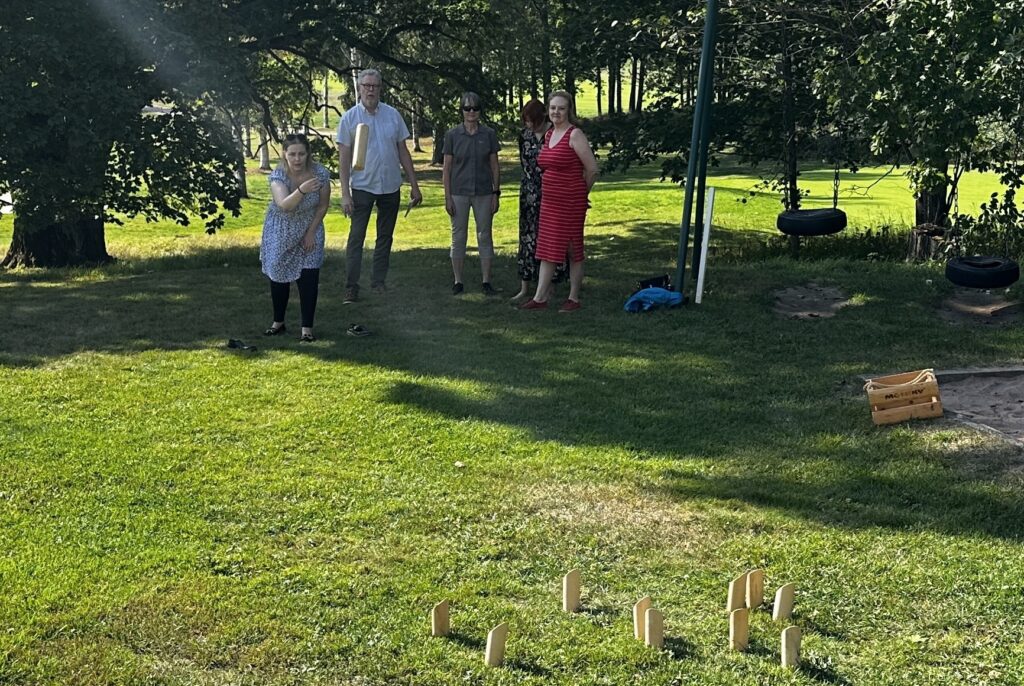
[{"xmin": 2, "ymin": 151, "xmax": 1023, "ymax": 685}]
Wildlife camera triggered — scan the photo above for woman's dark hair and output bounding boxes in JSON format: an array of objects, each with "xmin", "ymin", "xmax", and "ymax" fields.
[
  {"xmin": 521, "ymin": 99, "xmax": 546, "ymax": 129},
  {"xmin": 279, "ymin": 133, "xmax": 312, "ymax": 172}
]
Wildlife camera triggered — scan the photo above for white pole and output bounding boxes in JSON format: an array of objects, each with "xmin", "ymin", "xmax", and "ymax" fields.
[{"xmin": 695, "ymin": 186, "xmax": 715, "ymax": 304}]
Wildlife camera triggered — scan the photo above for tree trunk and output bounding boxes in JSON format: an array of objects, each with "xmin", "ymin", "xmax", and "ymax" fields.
[
  {"xmin": 259, "ymin": 126, "xmax": 272, "ymax": 171},
  {"xmin": 412, "ymin": 109, "xmax": 423, "ymax": 153},
  {"xmin": 629, "ymin": 57, "xmax": 638, "ymax": 113},
  {"xmin": 907, "ymin": 224, "xmax": 947, "ymax": 261},
  {"xmin": 636, "ymin": 57, "xmax": 645, "ymax": 113},
  {"xmin": 780, "ymin": 30, "xmax": 800, "ymax": 212},
  {"xmin": 539, "ymin": 1, "xmax": 552, "ymax": 99},
  {"xmin": 596, "ymin": 67, "xmax": 603, "ymax": 116},
  {"xmin": 608, "ymin": 59, "xmax": 616, "ymax": 114},
  {"xmin": 323, "ymin": 76, "xmax": 330, "ymax": 128},
  {"xmin": 915, "ymin": 173, "xmax": 950, "ymax": 226},
  {"xmin": 614, "ymin": 61, "xmax": 623, "ymax": 114},
  {"xmin": 3, "ymin": 212, "xmax": 110, "ymax": 268},
  {"xmin": 233, "ymin": 122, "xmax": 249, "ymax": 199},
  {"xmin": 431, "ymin": 124, "xmax": 444, "ymax": 165}
]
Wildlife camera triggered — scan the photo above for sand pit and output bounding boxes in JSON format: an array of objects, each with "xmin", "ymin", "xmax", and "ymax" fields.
[{"xmin": 938, "ymin": 369, "xmax": 1024, "ymax": 444}]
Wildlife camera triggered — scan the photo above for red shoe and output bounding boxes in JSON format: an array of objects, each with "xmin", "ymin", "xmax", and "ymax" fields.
[
  {"xmin": 518, "ymin": 298, "xmax": 549, "ymax": 310},
  {"xmin": 558, "ymin": 299, "xmax": 581, "ymax": 313}
]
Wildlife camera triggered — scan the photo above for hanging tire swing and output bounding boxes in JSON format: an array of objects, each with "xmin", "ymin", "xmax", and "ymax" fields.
[
  {"xmin": 945, "ymin": 256, "xmax": 1020, "ymax": 289},
  {"xmin": 777, "ymin": 164, "xmax": 847, "ymax": 237},
  {"xmin": 943, "ymin": 187, "xmax": 1020, "ymax": 289}
]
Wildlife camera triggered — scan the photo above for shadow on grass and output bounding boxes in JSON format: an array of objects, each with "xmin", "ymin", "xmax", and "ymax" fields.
[{"xmin": 3, "ymin": 233, "xmax": 1024, "ymax": 541}]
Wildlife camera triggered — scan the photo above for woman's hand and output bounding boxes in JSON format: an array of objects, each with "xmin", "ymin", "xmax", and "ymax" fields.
[
  {"xmin": 299, "ymin": 178, "xmax": 322, "ymax": 195},
  {"xmin": 301, "ymin": 230, "xmax": 316, "ymax": 252}
]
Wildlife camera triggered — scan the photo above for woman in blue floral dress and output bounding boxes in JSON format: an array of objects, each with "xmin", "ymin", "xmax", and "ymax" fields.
[
  {"xmin": 512, "ymin": 100, "xmax": 568, "ymax": 301},
  {"xmin": 260, "ymin": 133, "xmax": 331, "ymax": 342}
]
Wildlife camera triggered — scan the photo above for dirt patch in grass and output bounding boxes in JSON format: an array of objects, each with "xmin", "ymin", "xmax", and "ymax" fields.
[
  {"xmin": 772, "ymin": 283, "xmax": 853, "ymax": 319},
  {"xmin": 938, "ymin": 289, "xmax": 1022, "ymax": 327},
  {"xmin": 522, "ymin": 481, "xmax": 711, "ymax": 552}
]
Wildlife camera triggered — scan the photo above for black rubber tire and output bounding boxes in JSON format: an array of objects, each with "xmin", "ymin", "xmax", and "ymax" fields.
[
  {"xmin": 776, "ymin": 208, "xmax": 847, "ymax": 236},
  {"xmin": 945, "ymin": 256, "xmax": 1020, "ymax": 289}
]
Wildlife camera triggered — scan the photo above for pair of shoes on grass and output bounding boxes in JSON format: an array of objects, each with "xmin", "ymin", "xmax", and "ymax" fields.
[
  {"xmin": 453, "ymin": 282, "xmax": 499, "ymax": 296},
  {"xmin": 518, "ymin": 298, "xmax": 581, "ymax": 312},
  {"xmin": 264, "ymin": 324, "xmax": 316, "ymax": 342}
]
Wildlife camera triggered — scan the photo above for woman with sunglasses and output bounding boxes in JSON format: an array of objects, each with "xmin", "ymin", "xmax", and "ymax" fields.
[
  {"xmin": 260, "ymin": 133, "xmax": 331, "ymax": 342},
  {"xmin": 442, "ymin": 92, "xmax": 501, "ymax": 296}
]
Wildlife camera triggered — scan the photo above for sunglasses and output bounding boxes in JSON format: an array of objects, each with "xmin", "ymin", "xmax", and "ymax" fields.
[{"xmin": 462, "ymin": 106, "xmax": 481, "ymax": 112}]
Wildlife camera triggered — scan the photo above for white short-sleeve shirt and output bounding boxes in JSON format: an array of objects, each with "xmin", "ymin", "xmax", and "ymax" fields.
[{"xmin": 336, "ymin": 101, "xmax": 411, "ymax": 195}]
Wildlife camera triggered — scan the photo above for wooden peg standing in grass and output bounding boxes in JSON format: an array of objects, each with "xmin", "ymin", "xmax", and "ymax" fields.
[
  {"xmin": 431, "ymin": 600, "xmax": 450, "ymax": 637},
  {"xmin": 633, "ymin": 596, "xmax": 652, "ymax": 641},
  {"xmin": 781, "ymin": 625, "xmax": 801, "ymax": 667},
  {"xmin": 773, "ymin": 583, "xmax": 796, "ymax": 621},
  {"xmin": 746, "ymin": 569, "xmax": 764, "ymax": 609},
  {"xmin": 727, "ymin": 572, "xmax": 748, "ymax": 612},
  {"xmin": 644, "ymin": 607, "xmax": 664, "ymax": 649},
  {"xmin": 729, "ymin": 608, "xmax": 749, "ymax": 651},
  {"xmin": 563, "ymin": 568, "xmax": 581, "ymax": 613},
  {"xmin": 485, "ymin": 623, "xmax": 508, "ymax": 667}
]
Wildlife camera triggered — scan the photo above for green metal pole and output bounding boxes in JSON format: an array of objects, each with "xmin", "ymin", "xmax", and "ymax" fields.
[{"xmin": 674, "ymin": 0, "xmax": 718, "ymax": 296}]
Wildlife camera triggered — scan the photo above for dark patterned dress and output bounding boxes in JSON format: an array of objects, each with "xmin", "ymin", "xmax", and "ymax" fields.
[{"xmin": 517, "ymin": 127, "xmax": 568, "ymax": 283}]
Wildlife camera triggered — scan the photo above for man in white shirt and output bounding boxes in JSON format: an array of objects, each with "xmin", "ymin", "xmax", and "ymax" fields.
[{"xmin": 336, "ymin": 68, "xmax": 422, "ymax": 302}]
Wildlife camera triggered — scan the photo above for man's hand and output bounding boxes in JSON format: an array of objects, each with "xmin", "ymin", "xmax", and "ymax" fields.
[
  {"xmin": 490, "ymin": 194, "xmax": 499, "ymax": 215},
  {"xmin": 445, "ymin": 197, "xmax": 455, "ymax": 217},
  {"xmin": 341, "ymin": 195, "xmax": 353, "ymax": 217},
  {"xmin": 409, "ymin": 186, "xmax": 423, "ymax": 209}
]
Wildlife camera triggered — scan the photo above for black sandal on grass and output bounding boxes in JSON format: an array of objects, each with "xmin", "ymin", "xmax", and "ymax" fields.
[
  {"xmin": 347, "ymin": 324, "xmax": 371, "ymax": 337},
  {"xmin": 299, "ymin": 333, "xmax": 316, "ymax": 343},
  {"xmin": 264, "ymin": 324, "xmax": 287, "ymax": 336}
]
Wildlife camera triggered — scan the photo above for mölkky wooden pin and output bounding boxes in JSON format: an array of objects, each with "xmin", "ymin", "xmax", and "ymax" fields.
[
  {"xmin": 772, "ymin": 583, "xmax": 796, "ymax": 621},
  {"xmin": 633, "ymin": 596, "xmax": 652, "ymax": 641},
  {"xmin": 644, "ymin": 607, "xmax": 664, "ymax": 649},
  {"xmin": 563, "ymin": 568, "xmax": 581, "ymax": 613},
  {"xmin": 485, "ymin": 623, "xmax": 508, "ymax": 667},
  {"xmin": 781, "ymin": 625, "xmax": 801, "ymax": 667},
  {"xmin": 431, "ymin": 600, "xmax": 450, "ymax": 637},
  {"xmin": 729, "ymin": 608, "xmax": 749, "ymax": 651},
  {"xmin": 746, "ymin": 569, "xmax": 764, "ymax": 609},
  {"xmin": 727, "ymin": 572, "xmax": 748, "ymax": 612}
]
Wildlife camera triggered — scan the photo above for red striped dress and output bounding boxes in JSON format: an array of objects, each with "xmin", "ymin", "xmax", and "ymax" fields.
[{"xmin": 536, "ymin": 126, "xmax": 588, "ymax": 263}]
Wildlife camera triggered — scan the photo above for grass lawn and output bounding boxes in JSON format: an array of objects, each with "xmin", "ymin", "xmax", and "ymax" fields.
[{"xmin": 1, "ymin": 149, "xmax": 1023, "ymax": 685}]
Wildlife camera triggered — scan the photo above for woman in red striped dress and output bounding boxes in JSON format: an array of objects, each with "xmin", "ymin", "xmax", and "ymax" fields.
[{"xmin": 519, "ymin": 91, "xmax": 599, "ymax": 312}]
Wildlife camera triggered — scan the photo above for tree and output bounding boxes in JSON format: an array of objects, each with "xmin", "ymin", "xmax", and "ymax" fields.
[
  {"xmin": 828, "ymin": 0, "xmax": 1022, "ymax": 226},
  {"xmin": 0, "ymin": 0, "xmax": 245, "ymax": 267}
]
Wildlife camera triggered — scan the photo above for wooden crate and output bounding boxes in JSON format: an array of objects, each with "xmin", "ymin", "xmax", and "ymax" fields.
[{"xmin": 864, "ymin": 369, "xmax": 943, "ymax": 425}]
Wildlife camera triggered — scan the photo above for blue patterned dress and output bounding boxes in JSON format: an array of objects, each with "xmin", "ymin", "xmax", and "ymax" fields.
[{"xmin": 260, "ymin": 163, "xmax": 329, "ymax": 283}]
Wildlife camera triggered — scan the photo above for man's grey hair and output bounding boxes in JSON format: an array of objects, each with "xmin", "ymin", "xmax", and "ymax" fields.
[
  {"xmin": 357, "ymin": 68, "xmax": 382, "ymax": 85},
  {"xmin": 460, "ymin": 91, "xmax": 482, "ymax": 108}
]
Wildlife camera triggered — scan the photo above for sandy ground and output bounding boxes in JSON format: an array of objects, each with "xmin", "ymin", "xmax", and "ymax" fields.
[{"xmin": 941, "ymin": 373, "xmax": 1024, "ymax": 442}]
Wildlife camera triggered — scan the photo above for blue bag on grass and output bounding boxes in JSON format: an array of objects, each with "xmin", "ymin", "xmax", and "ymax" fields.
[{"xmin": 623, "ymin": 287, "xmax": 684, "ymax": 313}]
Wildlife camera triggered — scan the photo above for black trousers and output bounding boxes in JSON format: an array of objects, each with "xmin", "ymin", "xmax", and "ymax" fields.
[{"xmin": 269, "ymin": 268, "xmax": 320, "ymax": 328}]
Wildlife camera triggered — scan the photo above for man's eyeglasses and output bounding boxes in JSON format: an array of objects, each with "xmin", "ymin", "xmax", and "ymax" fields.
[
  {"xmin": 462, "ymin": 106, "xmax": 481, "ymax": 112},
  {"xmin": 360, "ymin": 82, "xmax": 380, "ymax": 90}
]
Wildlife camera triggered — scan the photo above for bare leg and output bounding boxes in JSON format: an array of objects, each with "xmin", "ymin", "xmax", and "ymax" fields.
[
  {"xmin": 567, "ymin": 260, "xmax": 584, "ymax": 302},
  {"xmin": 511, "ymin": 279, "xmax": 531, "ymax": 301},
  {"xmin": 532, "ymin": 261, "xmax": 556, "ymax": 302}
]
